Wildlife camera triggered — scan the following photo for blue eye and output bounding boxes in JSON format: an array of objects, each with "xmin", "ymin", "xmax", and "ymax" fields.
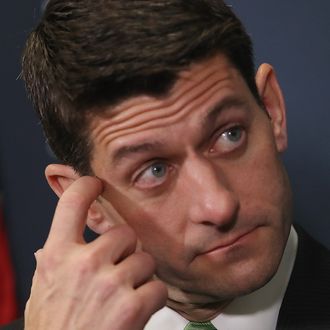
[
  {"xmin": 223, "ymin": 126, "xmax": 242, "ymax": 142},
  {"xmin": 211, "ymin": 126, "xmax": 245, "ymax": 154},
  {"xmin": 151, "ymin": 163, "xmax": 167, "ymax": 178},
  {"xmin": 135, "ymin": 162, "xmax": 170, "ymax": 188}
]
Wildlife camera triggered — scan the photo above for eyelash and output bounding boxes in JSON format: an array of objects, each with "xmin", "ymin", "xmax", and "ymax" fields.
[
  {"xmin": 133, "ymin": 161, "xmax": 173, "ymax": 189},
  {"xmin": 210, "ymin": 124, "xmax": 246, "ymax": 155}
]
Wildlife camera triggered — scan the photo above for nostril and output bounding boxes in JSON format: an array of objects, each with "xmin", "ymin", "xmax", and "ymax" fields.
[
  {"xmin": 202, "ymin": 200, "xmax": 239, "ymax": 231},
  {"xmin": 190, "ymin": 189, "xmax": 239, "ymax": 229},
  {"xmin": 216, "ymin": 216, "xmax": 237, "ymax": 232}
]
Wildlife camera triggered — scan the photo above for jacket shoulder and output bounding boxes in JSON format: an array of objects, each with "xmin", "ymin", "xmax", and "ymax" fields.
[{"xmin": 277, "ymin": 225, "xmax": 330, "ymax": 329}]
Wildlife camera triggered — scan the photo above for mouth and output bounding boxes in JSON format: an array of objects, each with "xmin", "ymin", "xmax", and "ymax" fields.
[{"xmin": 200, "ymin": 226, "xmax": 260, "ymax": 256}]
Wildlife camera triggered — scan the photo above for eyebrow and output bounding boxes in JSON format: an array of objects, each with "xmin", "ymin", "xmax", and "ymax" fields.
[
  {"xmin": 203, "ymin": 96, "xmax": 247, "ymax": 128},
  {"xmin": 112, "ymin": 141, "xmax": 164, "ymax": 165}
]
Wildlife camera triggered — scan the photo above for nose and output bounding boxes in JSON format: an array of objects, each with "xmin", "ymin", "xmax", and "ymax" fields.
[{"xmin": 183, "ymin": 157, "xmax": 239, "ymax": 229}]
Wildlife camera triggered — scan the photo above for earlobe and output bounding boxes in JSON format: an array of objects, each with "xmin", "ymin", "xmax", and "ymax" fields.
[
  {"xmin": 86, "ymin": 201, "xmax": 113, "ymax": 234},
  {"xmin": 88, "ymin": 195, "xmax": 126, "ymax": 234},
  {"xmin": 255, "ymin": 63, "xmax": 288, "ymax": 152}
]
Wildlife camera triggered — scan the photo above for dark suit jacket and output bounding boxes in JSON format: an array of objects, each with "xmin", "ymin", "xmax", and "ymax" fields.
[
  {"xmin": 2, "ymin": 226, "xmax": 330, "ymax": 330},
  {"xmin": 276, "ymin": 226, "xmax": 330, "ymax": 329}
]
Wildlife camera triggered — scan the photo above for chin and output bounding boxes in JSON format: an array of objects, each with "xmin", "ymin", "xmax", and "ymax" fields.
[
  {"xmin": 178, "ymin": 240, "xmax": 286, "ymax": 302},
  {"xmin": 160, "ymin": 224, "xmax": 291, "ymax": 302},
  {"xmin": 203, "ymin": 246, "xmax": 285, "ymax": 301}
]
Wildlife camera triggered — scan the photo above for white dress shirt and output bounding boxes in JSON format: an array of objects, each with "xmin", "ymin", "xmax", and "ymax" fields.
[{"xmin": 145, "ymin": 226, "xmax": 298, "ymax": 330}]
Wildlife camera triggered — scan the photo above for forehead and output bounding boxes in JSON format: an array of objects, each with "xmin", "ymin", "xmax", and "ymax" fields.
[{"xmin": 89, "ymin": 54, "xmax": 250, "ymax": 160}]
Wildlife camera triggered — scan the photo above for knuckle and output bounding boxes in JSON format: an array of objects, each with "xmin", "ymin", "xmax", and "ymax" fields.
[
  {"xmin": 95, "ymin": 271, "xmax": 123, "ymax": 300},
  {"xmin": 119, "ymin": 296, "xmax": 143, "ymax": 322},
  {"xmin": 34, "ymin": 251, "xmax": 61, "ymax": 284},
  {"xmin": 34, "ymin": 248, "xmax": 43, "ymax": 259},
  {"xmin": 153, "ymin": 281, "xmax": 168, "ymax": 301},
  {"xmin": 99, "ymin": 276, "xmax": 118, "ymax": 298},
  {"xmin": 74, "ymin": 250, "xmax": 98, "ymax": 276},
  {"xmin": 36, "ymin": 249, "xmax": 60, "ymax": 272}
]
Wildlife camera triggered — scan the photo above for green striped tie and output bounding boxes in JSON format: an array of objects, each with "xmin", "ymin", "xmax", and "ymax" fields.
[{"xmin": 184, "ymin": 321, "xmax": 217, "ymax": 330}]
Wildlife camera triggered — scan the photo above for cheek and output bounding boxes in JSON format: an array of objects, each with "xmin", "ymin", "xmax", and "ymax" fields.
[
  {"xmin": 228, "ymin": 139, "xmax": 291, "ymax": 226},
  {"xmin": 102, "ymin": 184, "xmax": 186, "ymax": 252}
]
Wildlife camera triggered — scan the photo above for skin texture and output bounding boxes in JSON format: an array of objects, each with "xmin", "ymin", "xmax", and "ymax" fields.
[
  {"xmin": 91, "ymin": 54, "xmax": 292, "ymax": 296},
  {"xmin": 28, "ymin": 54, "xmax": 293, "ymax": 328},
  {"xmin": 25, "ymin": 177, "xmax": 167, "ymax": 330}
]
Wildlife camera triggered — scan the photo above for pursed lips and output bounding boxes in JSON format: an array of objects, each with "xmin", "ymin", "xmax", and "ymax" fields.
[{"xmin": 198, "ymin": 226, "xmax": 261, "ymax": 256}]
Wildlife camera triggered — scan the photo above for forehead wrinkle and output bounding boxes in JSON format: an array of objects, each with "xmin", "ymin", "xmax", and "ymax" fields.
[
  {"xmin": 94, "ymin": 59, "xmax": 229, "ymax": 130},
  {"xmin": 107, "ymin": 93, "xmax": 246, "ymax": 153},
  {"xmin": 92, "ymin": 56, "xmax": 234, "ymax": 139},
  {"xmin": 92, "ymin": 70, "xmax": 233, "ymax": 149},
  {"xmin": 93, "ymin": 66, "xmax": 212, "ymax": 137},
  {"xmin": 91, "ymin": 68, "xmax": 233, "ymax": 147}
]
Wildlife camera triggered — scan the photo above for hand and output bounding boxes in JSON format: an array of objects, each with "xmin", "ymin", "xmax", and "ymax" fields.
[{"xmin": 24, "ymin": 176, "xmax": 167, "ymax": 330}]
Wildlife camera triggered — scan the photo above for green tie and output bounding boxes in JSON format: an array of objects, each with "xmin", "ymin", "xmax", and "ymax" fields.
[{"xmin": 184, "ymin": 321, "xmax": 217, "ymax": 330}]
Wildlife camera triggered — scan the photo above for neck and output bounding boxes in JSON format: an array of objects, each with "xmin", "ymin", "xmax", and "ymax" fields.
[{"xmin": 166, "ymin": 286, "xmax": 232, "ymax": 322}]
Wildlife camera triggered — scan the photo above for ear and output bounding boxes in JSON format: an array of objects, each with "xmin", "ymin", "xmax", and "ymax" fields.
[
  {"xmin": 45, "ymin": 164, "xmax": 79, "ymax": 197},
  {"xmin": 45, "ymin": 164, "xmax": 112, "ymax": 234},
  {"xmin": 255, "ymin": 64, "xmax": 288, "ymax": 152}
]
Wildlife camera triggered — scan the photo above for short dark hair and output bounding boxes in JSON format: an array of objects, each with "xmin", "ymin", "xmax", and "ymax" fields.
[{"xmin": 22, "ymin": 0, "xmax": 259, "ymax": 174}]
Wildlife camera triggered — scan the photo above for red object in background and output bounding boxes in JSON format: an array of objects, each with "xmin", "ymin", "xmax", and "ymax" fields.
[{"xmin": 0, "ymin": 207, "xmax": 18, "ymax": 325}]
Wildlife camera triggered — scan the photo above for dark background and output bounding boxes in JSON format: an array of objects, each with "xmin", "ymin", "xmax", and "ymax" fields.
[{"xmin": 1, "ymin": 0, "xmax": 329, "ymax": 313}]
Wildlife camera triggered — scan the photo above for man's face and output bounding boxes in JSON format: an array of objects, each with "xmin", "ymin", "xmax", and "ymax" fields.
[{"xmin": 89, "ymin": 55, "xmax": 292, "ymax": 302}]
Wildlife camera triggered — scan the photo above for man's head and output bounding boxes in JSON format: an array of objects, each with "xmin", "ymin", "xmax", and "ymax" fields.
[
  {"xmin": 23, "ymin": 0, "xmax": 292, "ymax": 306},
  {"xmin": 22, "ymin": 0, "xmax": 258, "ymax": 174}
]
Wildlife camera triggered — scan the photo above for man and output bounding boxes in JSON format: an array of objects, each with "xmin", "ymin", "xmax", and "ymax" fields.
[{"xmin": 4, "ymin": 0, "xmax": 330, "ymax": 329}]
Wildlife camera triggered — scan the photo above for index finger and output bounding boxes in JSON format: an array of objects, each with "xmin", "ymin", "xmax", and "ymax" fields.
[{"xmin": 46, "ymin": 176, "xmax": 103, "ymax": 247}]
